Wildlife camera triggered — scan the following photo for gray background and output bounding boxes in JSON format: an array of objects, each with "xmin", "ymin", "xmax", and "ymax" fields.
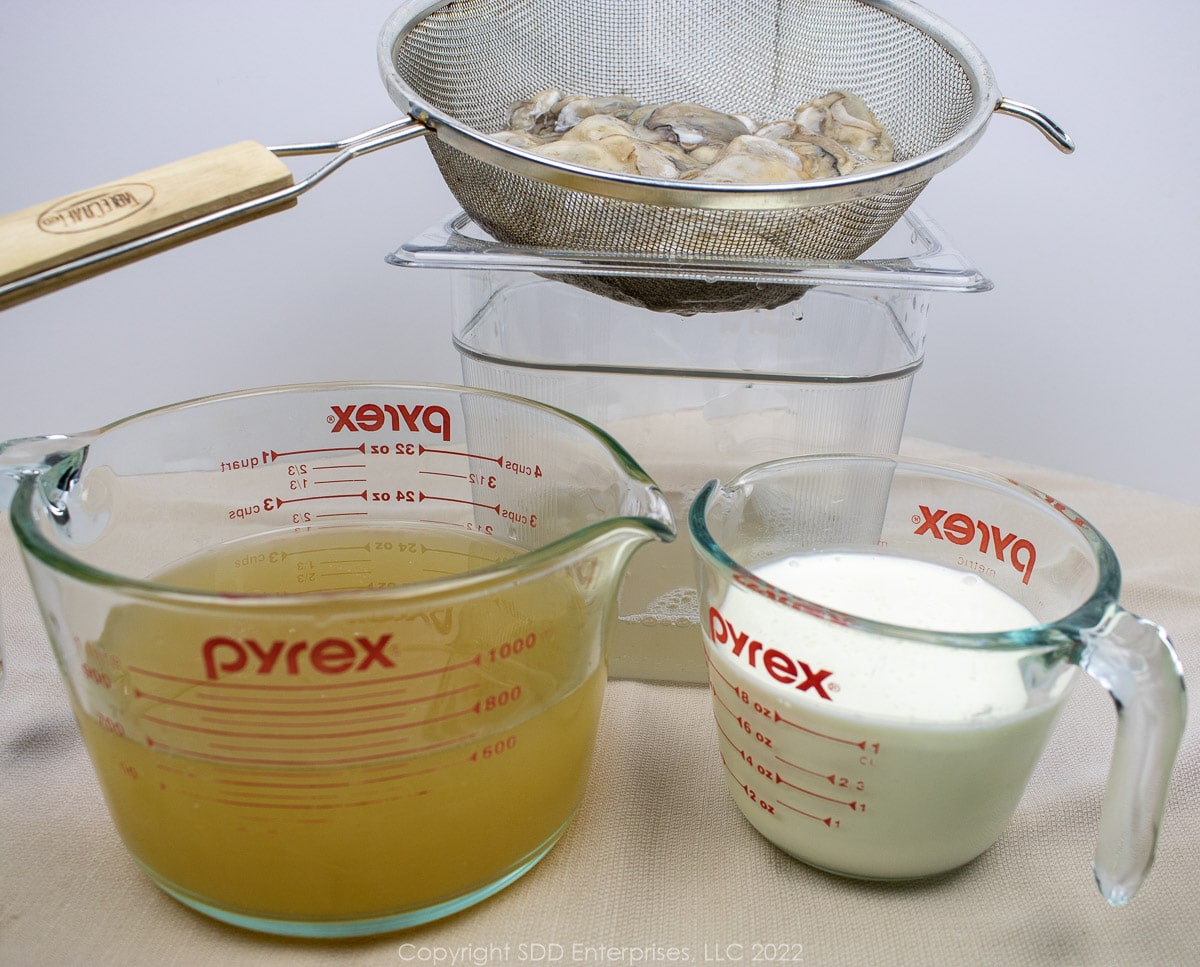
[{"xmin": 1, "ymin": 0, "xmax": 1196, "ymax": 503}]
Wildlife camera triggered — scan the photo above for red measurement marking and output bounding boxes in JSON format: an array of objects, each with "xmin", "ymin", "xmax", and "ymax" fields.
[
  {"xmin": 208, "ymin": 687, "xmax": 477, "ymax": 724},
  {"xmin": 193, "ymin": 684, "xmax": 479, "ymax": 726},
  {"xmin": 773, "ymin": 708, "xmax": 867, "ymax": 749},
  {"xmin": 718, "ymin": 751, "xmax": 778, "ymax": 817},
  {"xmin": 421, "ymin": 517, "xmax": 508, "ymax": 534},
  {"xmin": 149, "ymin": 699, "xmax": 478, "ymax": 742},
  {"xmin": 714, "ymin": 718, "xmax": 745, "ymax": 755},
  {"xmin": 718, "ymin": 749, "xmax": 737, "ymax": 781},
  {"xmin": 774, "ymin": 754, "xmax": 837, "ymax": 785},
  {"xmin": 718, "ymin": 710, "xmax": 858, "ymax": 810},
  {"xmin": 207, "ymin": 793, "xmax": 411, "ymax": 811},
  {"xmin": 145, "ymin": 730, "xmax": 476, "ymax": 767},
  {"xmin": 128, "ymin": 653, "xmax": 483, "ymax": 691},
  {"xmin": 704, "ymin": 651, "xmax": 742, "ymax": 695},
  {"xmin": 134, "ymin": 687, "xmax": 477, "ymax": 719},
  {"xmin": 201, "ymin": 753, "xmax": 484, "ymax": 809},
  {"xmin": 711, "ymin": 686, "xmax": 741, "ymax": 721},
  {"xmin": 277, "ymin": 544, "xmax": 370, "ymax": 558},
  {"xmin": 776, "ymin": 773, "xmax": 858, "ymax": 810},
  {"xmin": 212, "ymin": 791, "xmax": 342, "ymax": 805},
  {"xmin": 208, "ymin": 722, "xmax": 473, "ymax": 754},
  {"xmin": 707, "ymin": 652, "xmax": 865, "ymax": 749},
  {"xmin": 195, "ymin": 684, "xmax": 416, "ymax": 706},
  {"xmin": 313, "ymin": 478, "xmax": 368, "ymax": 485},
  {"xmin": 419, "ymin": 444, "xmax": 503, "ymax": 465},
  {"xmin": 215, "ymin": 763, "xmax": 439, "ymax": 790},
  {"xmin": 418, "ymin": 492, "xmax": 501, "ymax": 514},
  {"xmin": 267, "ymin": 445, "xmax": 367, "ymax": 460},
  {"xmin": 777, "ymin": 799, "xmax": 834, "ymax": 826},
  {"xmin": 208, "ymin": 719, "xmax": 475, "ymax": 758},
  {"xmin": 315, "ymin": 511, "xmax": 369, "ymax": 519},
  {"xmin": 276, "ymin": 490, "xmax": 368, "ymax": 506}
]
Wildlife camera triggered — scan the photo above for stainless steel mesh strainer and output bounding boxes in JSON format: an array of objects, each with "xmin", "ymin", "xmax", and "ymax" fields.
[
  {"xmin": 0, "ymin": 0, "xmax": 1071, "ymax": 313},
  {"xmin": 378, "ymin": 0, "xmax": 1072, "ymax": 310}
]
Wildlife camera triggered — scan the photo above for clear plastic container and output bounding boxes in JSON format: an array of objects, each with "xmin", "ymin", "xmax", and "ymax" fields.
[{"xmin": 390, "ymin": 207, "xmax": 989, "ymax": 683}]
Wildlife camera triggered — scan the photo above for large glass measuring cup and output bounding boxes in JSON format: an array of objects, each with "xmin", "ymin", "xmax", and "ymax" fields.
[
  {"xmin": 690, "ymin": 455, "xmax": 1185, "ymax": 906},
  {"xmin": 0, "ymin": 382, "xmax": 673, "ymax": 937}
]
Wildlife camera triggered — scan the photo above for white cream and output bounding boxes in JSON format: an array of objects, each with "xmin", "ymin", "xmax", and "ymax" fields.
[{"xmin": 706, "ymin": 551, "xmax": 1072, "ymax": 879}]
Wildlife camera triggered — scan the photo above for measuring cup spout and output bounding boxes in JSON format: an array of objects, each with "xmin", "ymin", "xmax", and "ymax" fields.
[
  {"xmin": 625, "ymin": 481, "xmax": 675, "ymax": 544},
  {"xmin": 619, "ymin": 504, "xmax": 676, "ymax": 556},
  {"xmin": 1075, "ymin": 606, "xmax": 1187, "ymax": 906},
  {"xmin": 584, "ymin": 478, "xmax": 676, "ymax": 578},
  {"xmin": 0, "ymin": 434, "xmax": 89, "ymax": 512}
]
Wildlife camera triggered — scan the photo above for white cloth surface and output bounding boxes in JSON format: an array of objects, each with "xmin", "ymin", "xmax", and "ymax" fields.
[{"xmin": 1, "ymin": 439, "xmax": 1196, "ymax": 967}]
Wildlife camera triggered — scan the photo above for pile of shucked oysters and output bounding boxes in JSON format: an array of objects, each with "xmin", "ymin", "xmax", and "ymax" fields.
[{"xmin": 491, "ymin": 90, "xmax": 895, "ymax": 183}]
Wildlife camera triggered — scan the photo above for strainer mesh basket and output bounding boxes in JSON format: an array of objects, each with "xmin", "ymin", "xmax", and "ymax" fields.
[{"xmin": 385, "ymin": 0, "xmax": 988, "ymax": 309}]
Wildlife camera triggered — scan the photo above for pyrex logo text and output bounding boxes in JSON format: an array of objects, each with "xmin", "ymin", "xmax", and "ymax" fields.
[
  {"xmin": 708, "ymin": 606, "xmax": 834, "ymax": 701},
  {"xmin": 913, "ymin": 505, "xmax": 1037, "ymax": 584},
  {"xmin": 329, "ymin": 403, "xmax": 451, "ymax": 441},
  {"xmin": 202, "ymin": 634, "xmax": 395, "ymax": 680}
]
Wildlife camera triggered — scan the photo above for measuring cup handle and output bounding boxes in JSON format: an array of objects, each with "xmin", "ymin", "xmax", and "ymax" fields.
[
  {"xmin": 0, "ymin": 433, "xmax": 87, "ymax": 698},
  {"xmin": 1076, "ymin": 606, "xmax": 1187, "ymax": 906}
]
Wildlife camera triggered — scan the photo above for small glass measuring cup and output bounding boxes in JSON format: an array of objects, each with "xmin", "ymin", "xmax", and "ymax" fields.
[
  {"xmin": 0, "ymin": 382, "xmax": 673, "ymax": 936},
  {"xmin": 689, "ymin": 455, "xmax": 1186, "ymax": 906}
]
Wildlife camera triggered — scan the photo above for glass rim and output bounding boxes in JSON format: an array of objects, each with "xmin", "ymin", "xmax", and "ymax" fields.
[
  {"xmin": 7, "ymin": 380, "xmax": 674, "ymax": 605},
  {"xmin": 688, "ymin": 453, "xmax": 1121, "ymax": 650}
]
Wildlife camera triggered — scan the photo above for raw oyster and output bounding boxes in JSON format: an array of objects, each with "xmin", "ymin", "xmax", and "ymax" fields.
[
  {"xmin": 793, "ymin": 91, "xmax": 894, "ymax": 168},
  {"xmin": 554, "ymin": 94, "xmax": 642, "ymax": 131},
  {"xmin": 506, "ymin": 88, "xmax": 564, "ymax": 136},
  {"xmin": 491, "ymin": 90, "xmax": 895, "ymax": 184},
  {"xmin": 693, "ymin": 134, "xmax": 840, "ymax": 184},
  {"xmin": 534, "ymin": 136, "xmax": 640, "ymax": 175},
  {"xmin": 561, "ymin": 114, "xmax": 638, "ymax": 142},
  {"xmin": 636, "ymin": 102, "xmax": 755, "ymax": 149}
]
